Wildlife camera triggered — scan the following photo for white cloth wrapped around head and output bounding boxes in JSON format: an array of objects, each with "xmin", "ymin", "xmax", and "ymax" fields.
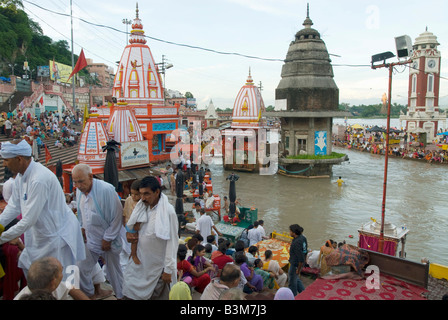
[{"xmin": 0, "ymin": 140, "xmax": 32, "ymax": 159}]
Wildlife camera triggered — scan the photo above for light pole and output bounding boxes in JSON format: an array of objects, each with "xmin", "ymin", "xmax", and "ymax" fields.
[
  {"xmin": 371, "ymin": 35, "xmax": 413, "ymax": 255},
  {"xmin": 8, "ymin": 63, "xmax": 16, "ymax": 76},
  {"xmin": 157, "ymin": 55, "xmax": 173, "ymax": 103},
  {"xmin": 122, "ymin": 19, "xmax": 132, "ymax": 45}
]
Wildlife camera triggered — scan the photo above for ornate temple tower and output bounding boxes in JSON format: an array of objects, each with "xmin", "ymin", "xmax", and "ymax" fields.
[
  {"xmin": 400, "ymin": 28, "xmax": 446, "ymax": 142},
  {"xmin": 112, "ymin": 4, "xmax": 165, "ymax": 106}
]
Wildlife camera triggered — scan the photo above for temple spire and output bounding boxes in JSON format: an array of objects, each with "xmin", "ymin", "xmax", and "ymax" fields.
[
  {"xmin": 136, "ymin": 2, "xmax": 139, "ymax": 19},
  {"xmin": 303, "ymin": 3, "xmax": 313, "ymax": 28}
]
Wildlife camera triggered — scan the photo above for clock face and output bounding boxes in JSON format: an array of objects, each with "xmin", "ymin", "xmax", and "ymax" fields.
[{"xmin": 428, "ymin": 59, "xmax": 436, "ymax": 69}]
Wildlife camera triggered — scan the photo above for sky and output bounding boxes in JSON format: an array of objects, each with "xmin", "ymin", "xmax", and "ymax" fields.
[{"xmin": 21, "ymin": 0, "xmax": 448, "ymax": 110}]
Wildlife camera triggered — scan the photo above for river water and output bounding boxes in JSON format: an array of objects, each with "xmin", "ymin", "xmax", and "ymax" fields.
[{"xmin": 205, "ymin": 119, "xmax": 448, "ymax": 266}]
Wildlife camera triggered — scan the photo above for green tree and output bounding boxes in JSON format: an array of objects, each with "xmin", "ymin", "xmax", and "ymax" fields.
[
  {"xmin": 185, "ymin": 92, "xmax": 194, "ymax": 99},
  {"xmin": 0, "ymin": 4, "xmax": 32, "ymax": 70}
]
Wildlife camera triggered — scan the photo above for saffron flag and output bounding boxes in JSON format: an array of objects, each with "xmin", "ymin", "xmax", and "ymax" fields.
[
  {"xmin": 68, "ymin": 49, "xmax": 88, "ymax": 80},
  {"xmin": 45, "ymin": 144, "xmax": 52, "ymax": 165},
  {"xmin": 39, "ymin": 95, "xmax": 44, "ymax": 105}
]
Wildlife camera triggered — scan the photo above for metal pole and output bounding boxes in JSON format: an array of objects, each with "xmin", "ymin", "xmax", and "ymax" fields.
[
  {"xmin": 379, "ymin": 64, "xmax": 393, "ymax": 253},
  {"xmin": 71, "ymin": 0, "xmax": 76, "ymax": 113},
  {"xmin": 372, "ymin": 59, "xmax": 411, "ymax": 254}
]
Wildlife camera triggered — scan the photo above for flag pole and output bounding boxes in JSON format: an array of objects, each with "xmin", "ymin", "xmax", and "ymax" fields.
[{"xmin": 70, "ymin": 0, "xmax": 76, "ymax": 114}]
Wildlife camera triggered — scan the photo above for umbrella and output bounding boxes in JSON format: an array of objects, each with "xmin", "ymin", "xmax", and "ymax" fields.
[
  {"xmin": 102, "ymin": 139, "xmax": 121, "ymax": 191},
  {"xmin": 351, "ymin": 124, "xmax": 364, "ymax": 130},
  {"xmin": 226, "ymin": 173, "xmax": 239, "ymax": 219},
  {"xmin": 191, "ymin": 162, "xmax": 198, "ymax": 190},
  {"xmin": 366, "ymin": 126, "xmax": 386, "ymax": 133},
  {"xmin": 198, "ymin": 167, "xmax": 205, "ymax": 196},
  {"xmin": 175, "ymin": 169, "xmax": 184, "ymax": 217},
  {"xmin": 56, "ymin": 159, "xmax": 63, "ymax": 187}
]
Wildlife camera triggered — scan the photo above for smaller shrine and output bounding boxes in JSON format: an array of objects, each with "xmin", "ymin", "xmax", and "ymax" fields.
[
  {"xmin": 222, "ymin": 70, "xmax": 272, "ymax": 172},
  {"xmin": 358, "ymin": 219, "xmax": 409, "ymax": 258},
  {"xmin": 204, "ymin": 99, "xmax": 218, "ymax": 128}
]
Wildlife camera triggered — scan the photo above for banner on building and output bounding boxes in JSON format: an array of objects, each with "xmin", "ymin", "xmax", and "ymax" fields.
[
  {"xmin": 49, "ymin": 60, "xmax": 73, "ymax": 83},
  {"xmin": 37, "ymin": 66, "xmax": 50, "ymax": 78}
]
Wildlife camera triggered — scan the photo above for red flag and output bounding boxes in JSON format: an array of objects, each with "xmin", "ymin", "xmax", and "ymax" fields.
[
  {"xmin": 39, "ymin": 95, "xmax": 44, "ymax": 105},
  {"xmin": 68, "ymin": 49, "xmax": 88, "ymax": 80},
  {"xmin": 45, "ymin": 144, "xmax": 52, "ymax": 165}
]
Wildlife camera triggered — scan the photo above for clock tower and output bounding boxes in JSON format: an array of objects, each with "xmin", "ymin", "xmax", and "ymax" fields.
[{"xmin": 400, "ymin": 28, "xmax": 446, "ymax": 143}]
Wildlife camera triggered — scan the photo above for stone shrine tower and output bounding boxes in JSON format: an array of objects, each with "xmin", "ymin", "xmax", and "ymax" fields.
[{"xmin": 265, "ymin": 6, "xmax": 349, "ymax": 178}]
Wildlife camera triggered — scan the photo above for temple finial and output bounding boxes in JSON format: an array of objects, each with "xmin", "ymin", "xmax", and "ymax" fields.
[
  {"xmin": 307, "ymin": 3, "xmax": 309, "ymax": 18},
  {"xmin": 136, "ymin": 2, "xmax": 139, "ymax": 19}
]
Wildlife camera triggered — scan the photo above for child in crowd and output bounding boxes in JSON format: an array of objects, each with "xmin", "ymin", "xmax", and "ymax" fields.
[{"xmin": 123, "ymin": 180, "xmax": 142, "ymax": 264}]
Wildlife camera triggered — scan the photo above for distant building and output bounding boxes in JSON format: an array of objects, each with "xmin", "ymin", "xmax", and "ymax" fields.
[
  {"xmin": 86, "ymin": 59, "xmax": 115, "ymax": 87},
  {"xmin": 166, "ymin": 89, "xmax": 187, "ymax": 106},
  {"xmin": 204, "ymin": 99, "xmax": 218, "ymax": 128}
]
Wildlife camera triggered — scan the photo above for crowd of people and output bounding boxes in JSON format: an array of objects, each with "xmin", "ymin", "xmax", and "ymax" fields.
[
  {"xmin": 334, "ymin": 124, "xmax": 448, "ymax": 164},
  {"xmin": 0, "ymin": 139, "xmax": 308, "ymax": 301},
  {"xmin": 0, "ymin": 107, "xmax": 81, "ymax": 160}
]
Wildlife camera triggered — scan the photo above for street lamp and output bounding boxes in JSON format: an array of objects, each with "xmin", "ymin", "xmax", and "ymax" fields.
[
  {"xmin": 122, "ymin": 18, "xmax": 132, "ymax": 45},
  {"xmin": 157, "ymin": 55, "xmax": 174, "ymax": 103},
  {"xmin": 8, "ymin": 63, "xmax": 16, "ymax": 76},
  {"xmin": 371, "ymin": 35, "xmax": 413, "ymax": 256}
]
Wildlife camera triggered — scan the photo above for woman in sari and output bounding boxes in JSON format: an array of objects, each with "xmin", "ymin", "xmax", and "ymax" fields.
[
  {"xmin": 253, "ymin": 259, "xmax": 275, "ymax": 290},
  {"xmin": 177, "ymin": 244, "xmax": 211, "ymax": 294},
  {"xmin": 263, "ymin": 250, "xmax": 287, "ymax": 288},
  {"xmin": 188, "ymin": 244, "xmax": 219, "ymax": 280}
]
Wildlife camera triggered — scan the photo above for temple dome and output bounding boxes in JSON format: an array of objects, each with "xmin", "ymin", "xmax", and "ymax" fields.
[
  {"xmin": 106, "ymin": 99, "xmax": 144, "ymax": 143},
  {"xmin": 231, "ymin": 70, "xmax": 265, "ymax": 129},
  {"xmin": 112, "ymin": 3, "xmax": 164, "ymax": 106},
  {"xmin": 276, "ymin": 6, "xmax": 339, "ymax": 112}
]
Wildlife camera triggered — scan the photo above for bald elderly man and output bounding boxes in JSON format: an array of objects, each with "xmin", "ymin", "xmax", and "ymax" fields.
[{"xmin": 0, "ymin": 139, "xmax": 85, "ymax": 278}]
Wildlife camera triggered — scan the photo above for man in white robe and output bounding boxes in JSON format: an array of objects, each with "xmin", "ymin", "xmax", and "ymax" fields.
[
  {"xmin": 72, "ymin": 164, "xmax": 124, "ymax": 299},
  {"xmin": 122, "ymin": 176, "xmax": 179, "ymax": 300},
  {"xmin": 0, "ymin": 140, "xmax": 85, "ymax": 278}
]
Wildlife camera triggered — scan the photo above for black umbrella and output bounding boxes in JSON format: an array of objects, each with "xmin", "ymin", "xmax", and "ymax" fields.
[
  {"xmin": 56, "ymin": 159, "xmax": 63, "ymax": 187},
  {"xmin": 198, "ymin": 167, "xmax": 205, "ymax": 197},
  {"xmin": 191, "ymin": 162, "xmax": 198, "ymax": 190},
  {"xmin": 102, "ymin": 139, "xmax": 121, "ymax": 191},
  {"xmin": 175, "ymin": 169, "xmax": 184, "ymax": 215},
  {"xmin": 367, "ymin": 125, "xmax": 386, "ymax": 133},
  {"xmin": 226, "ymin": 173, "xmax": 239, "ymax": 219}
]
